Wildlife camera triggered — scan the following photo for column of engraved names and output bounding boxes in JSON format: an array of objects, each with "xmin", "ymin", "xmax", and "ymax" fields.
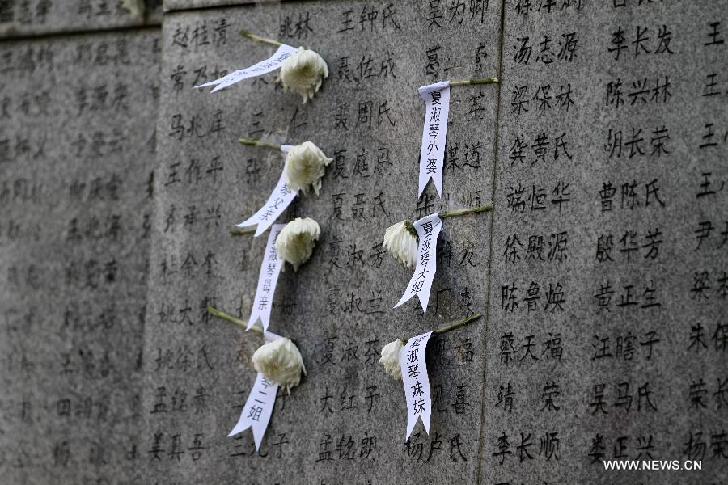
[
  {"xmin": 487, "ymin": 2, "xmax": 582, "ymax": 483},
  {"xmin": 679, "ymin": 8, "xmax": 728, "ymax": 478},
  {"xmin": 489, "ymin": 1, "xmax": 636, "ymax": 483},
  {"xmin": 143, "ymin": 10, "xmax": 306, "ymax": 484},
  {"xmin": 290, "ymin": 5, "xmax": 400, "ymax": 480},
  {"xmin": 583, "ymin": 4, "xmax": 728, "ymax": 483},
  {"xmin": 585, "ymin": 3, "xmax": 676, "ymax": 482},
  {"xmin": 487, "ymin": 1, "xmax": 728, "ymax": 484},
  {"xmin": 0, "ymin": 32, "xmax": 159, "ymax": 484},
  {"xmin": 279, "ymin": 1, "xmax": 500, "ymax": 483}
]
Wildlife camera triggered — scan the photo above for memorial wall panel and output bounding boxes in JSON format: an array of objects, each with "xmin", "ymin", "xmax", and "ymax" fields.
[
  {"xmin": 145, "ymin": 1, "xmax": 501, "ymax": 483},
  {"xmin": 483, "ymin": 1, "xmax": 728, "ymax": 484},
  {"xmin": 0, "ymin": 30, "xmax": 160, "ymax": 484}
]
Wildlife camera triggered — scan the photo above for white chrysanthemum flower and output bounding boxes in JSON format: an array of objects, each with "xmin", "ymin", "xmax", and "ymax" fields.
[
  {"xmin": 121, "ymin": 0, "xmax": 144, "ymax": 16},
  {"xmin": 379, "ymin": 339, "xmax": 405, "ymax": 380},
  {"xmin": 252, "ymin": 337, "xmax": 307, "ymax": 393},
  {"xmin": 383, "ymin": 221, "xmax": 418, "ymax": 268},
  {"xmin": 275, "ymin": 217, "xmax": 321, "ymax": 271},
  {"xmin": 284, "ymin": 141, "xmax": 332, "ymax": 196},
  {"xmin": 279, "ymin": 48, "xmax": 329, "ymax": 103}
]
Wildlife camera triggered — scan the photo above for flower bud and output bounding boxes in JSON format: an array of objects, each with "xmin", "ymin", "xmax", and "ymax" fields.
[
  {"xmin": 252, "ymin": 337, "xmax": 306, "ymax": 393},
  {"xmin": 279, "ymin": 48, "xmax": 329, "ymax": 103},
  {"xmin": 284, "ymin": 141, "xmax": 332, "ymax": 196},
  {"xmin": 383, "ymin": 221, "xmax": 418, "ymax": 268},
  {"xmin": 379, "ymin": 339, "xmax": 405, "ymax": 380},
  {"xmin": 275, "ymin": 217, "xmax": 321, "ymax": 271}
]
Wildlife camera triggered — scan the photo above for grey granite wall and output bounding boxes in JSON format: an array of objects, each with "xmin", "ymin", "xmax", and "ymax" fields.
[
  {"xmin": 0, "ymin": 0, "xmax": 162, "ymax": 37},
  {"xmin": 144, "ymin": 1, "xmax": 499, "ymax": 483},
  {"xmin": 0, "ymin": 5, "xmax": 160, "ymax": 485},
  {"xmin": 1, "ymin": 0, "xmax": 726, "ymax": 484},
  {"xmin": 483, "ymin": 1, "xmax": 728, "ymax": 484}
]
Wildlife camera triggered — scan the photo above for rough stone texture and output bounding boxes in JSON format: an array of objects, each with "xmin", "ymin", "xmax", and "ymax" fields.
[
  {"xmin": 0, "ymin": 0, "xmax": 162, "ymax": 37},
  {"xmin": 0, "ymin": 31, "xmax": 160, "ymax": 483},
  {"xmin": 144, "ymin": 1, "xmax": 499, "ymax": 483},
  {"xmin": 483, "ymin": 1, "xmax": 728, "ymax": 484},
  {"xmin": 2, "ymin": 1, "xmax": 727, "ymax": 484},
  {"xmin": 164, "ymin": 0, "xmax": 278, "ymax": 12}
]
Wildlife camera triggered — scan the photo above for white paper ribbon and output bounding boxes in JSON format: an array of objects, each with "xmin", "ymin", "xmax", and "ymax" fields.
[
  {"xmin": 237, "ymin": 170, "xmax": 297, "ymax": 238},
  {"xmin": 229, "ymin": 331, "xmax": 282, "ymax": 450},
  {"xmin": 400, "ymin": 331, "xmax": 433, "ymax": 441},
  {"xmin": 395, "ymin": 213, "xmax": 442, "ymax": 312},
  {"xmin": 248, "ymin": 224, "xmax": 285, "ymax": 332},
  {"xmin": 196, "ymin": 44, "xmax": 298, "ymax": 93},
  {"xmin": 418, "ymin": 81, "xmax": 451, "ymax": 198}
]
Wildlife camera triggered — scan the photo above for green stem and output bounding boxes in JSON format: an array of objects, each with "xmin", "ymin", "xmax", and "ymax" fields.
[
  {"xmin": 404, "ymin": 220, "xmax": 418, "ymax": 238},
  {"xmin": 207, "ymin": 306, "xmax": 263, "ymax": 335},
  {"xmin": 239, "ymin": 30, "xmax": 282, "ymax": 47},
  {"xmin": 449, "ymin": 77, "xmax": 499, "ymax": 87},
  {"xmin": 440, "ymin": 203, "xmax": 493, "ymax": 219},
  {"xmin": 432, "ymin": 313, "xmax": 483, "ymax": 335},
  {"xmin": 239, "ymin": 137, "xmax": 282, "ymax": 150},
  {"xmin": 230, "ymin": 226, "xmax": 256, "ymax": 237},
  {"xmin": 398, "ymin": 204, "xmax": 493, "ymax": 246}
]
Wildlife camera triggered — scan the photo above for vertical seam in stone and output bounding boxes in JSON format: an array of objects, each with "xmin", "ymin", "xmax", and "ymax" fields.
[{"xmin": 474, "ymin": 0, "xmax": 508, "ymax": 482}]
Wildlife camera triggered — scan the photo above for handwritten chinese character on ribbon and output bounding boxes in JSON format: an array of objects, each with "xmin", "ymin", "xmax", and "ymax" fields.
[
  {"xmin": 395, "ymin": 213, "xmax": 443, "ymax": 312},
  {"xmin": 400, "ymin": 331, "xmax": 433, "ymax": 441},
  {"xmin": 418, "ymin": 81, "xmax": 451, "ymax": 198},
  {"xmin": 228, "ymin": 332, "xmax": 282, "ymax": 450},
  {"xmin": 196, "ymin": 44, "xmax": 298, "ymax": 93},
  {"xmin": 237, "ymin": 169, "xmax": 297, "ymax": 237},
  {"xmin": 248, "ymin": 224, "xmax": 285, "ymax": 331}
]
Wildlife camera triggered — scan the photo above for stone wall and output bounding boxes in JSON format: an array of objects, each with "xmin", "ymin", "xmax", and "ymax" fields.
[
  {"xmin": 1, "ymin": 1, "xmax": 726, "ymax": 484},
  {"xmin": 0, "ymin": 2, "xmax": 160, "ymax": 483}
]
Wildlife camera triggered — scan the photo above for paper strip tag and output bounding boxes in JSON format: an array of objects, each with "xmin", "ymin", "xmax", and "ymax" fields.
[
  {"xmin": 228, "ymin": 373, "xmax": 279, "ymax": 450},
  {"xmin": 418, "ymin": 81, "xmax": 451, "ymax": 198},
  {"xmin": 228, "ymin": 332, "xmax": 281, "ymax": 450},
  {"xmin": 400, "ymin": 331, "xmax": 433, "ymax": 441},
  {"xmin": 196, "ymin": 44, "xmax": 298, "ymax": 93},
  {"xmin": 248, "ymin": 224, "xmax": 285, "ymax": 332},
  {"xmin": 237, "ymin": 170, "xmax": 297, "ymax": 237},
  {"xmin": 395, "ymin": 213, "xmax": 442, "ymax": 312}
]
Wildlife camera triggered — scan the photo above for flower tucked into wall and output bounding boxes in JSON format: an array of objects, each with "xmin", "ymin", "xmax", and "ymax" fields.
[
  {"xmin": 378, "ymin": 314, "xmax": 482, "ymax": 381},
  {"xmin": 197, "ymin": 30, "xmax": 329, "ymax": 100},
  {"xmin": 283, "ymin": 141, "xmax": 332, "ymax": 195},
  {"xmin": 252, "ymin": 337, "xmax": 307, "ymax": 393},
  {"xmin": 236, "ymin": 139, "xmax": 332, "ymax": 197},
  {"xmin": 279, "ymin": 48, "xmax": 329, "ymax": 103},
  {"xmin": 379, "ymin": 339, "xmax": 405, "ymax": 379},
  {"xmin": 275, "ymin": 217, "xmax": 321, "ymax": 271},
  {"xmin": 231, "ymin": 140, "xmax": 331, "ymax": 238},
  {"xmin": 383, "ymin": 221, "xmax": 418, "ymax": 268},
  {"xmin": 383, "ymin": 204, "xmax": 495, "ymax": 268}
]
